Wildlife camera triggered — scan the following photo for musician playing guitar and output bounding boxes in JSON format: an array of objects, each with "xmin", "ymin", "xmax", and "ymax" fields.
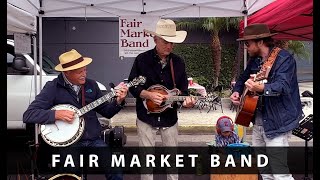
[
  {"xmin": 230, "ymin": 24, "xmax": 302, "ymax": 180},
  {"xmin": 23, "ymin": 49, "xmax": 128, "ymax": 180},
  {"xmin": 128, "ymin": 19, "xmax": 196, "ymax": 180}
]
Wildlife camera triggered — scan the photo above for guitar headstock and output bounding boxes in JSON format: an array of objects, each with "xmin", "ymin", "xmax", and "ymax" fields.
[
  {"xmin": 254, "ymin": 66, "xmax": 271, "ymax": 81},
  {"xmin": 128, "ymin": 76, "xmax": 146, "ymax": 87}
]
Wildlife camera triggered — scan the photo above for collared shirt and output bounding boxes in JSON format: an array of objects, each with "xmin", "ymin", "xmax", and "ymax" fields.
[
  {"xmin": 62, "ymin": 72, "xmax": 81, "ymax": 95},
  {"xmin": 128, "ymin": 48, "xmax": 189, "ymax": 128},
  {"xmin": 156, "ymin": 52, "xmax": 170, "ymax": 69}
]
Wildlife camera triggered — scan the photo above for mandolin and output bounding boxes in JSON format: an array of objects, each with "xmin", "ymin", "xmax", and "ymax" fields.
[{"xmin": 143, "ymin": 84, "xmax": 213, "ymax": 113}]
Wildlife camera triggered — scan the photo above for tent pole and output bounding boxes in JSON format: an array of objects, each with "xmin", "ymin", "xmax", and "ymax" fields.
[
  {"xmin": 39, "ymin": 15, "xmax": 43, "ymax": 92},
  {"xmin": 32, "ymin": 34, "xmax": 38, "ymax": 180},
  {"xmin": 242, "ymin": 0, "xmax": 248, "ymax": 143},
  {"xmin": 244, "ymin": 16, "xmax": 247, "ymax": 69},
  {"xmin": 242, "ymin": 14, "xmax": 247, "ymax": 142}
]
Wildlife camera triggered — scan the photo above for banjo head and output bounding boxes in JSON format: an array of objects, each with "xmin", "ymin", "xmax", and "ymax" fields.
[
  {"xmin": 40, "ymin": 104, "xmax": 84, "ymax": 147},
  {"xmin": 48, "ymin": 174, "xmax": 82, "ymax": 180}
]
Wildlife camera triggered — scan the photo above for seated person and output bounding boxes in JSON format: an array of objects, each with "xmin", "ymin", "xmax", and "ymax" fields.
[{"xmin": 215, "ymin": 116, "xmax": 240, "ymax": 147}]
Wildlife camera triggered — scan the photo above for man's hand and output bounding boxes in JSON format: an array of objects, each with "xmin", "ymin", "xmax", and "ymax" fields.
[
  {"xmin": 230, "ymin": 92, "xmax": 240, "ymax": 106},
  {"xmin": 148, "ymin": 91, "xmax": 167, "ymax": 106},
  {"xmin": 55, "ymin": 110, "xmax": 75, "ymax": 123},
  {"xmin": 182, "ymin": 96, "xmax": 197, "ymax": 108},
  {"xmin": 244, "ymin": 78, "xmax": 265, "ymax": 92},
  {"xmin": 115, "ymin": 82, "xmax": 129, "ymax": 105}
]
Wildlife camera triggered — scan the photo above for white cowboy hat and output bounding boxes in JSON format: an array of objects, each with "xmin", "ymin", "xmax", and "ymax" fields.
[
  {"xmin": 55, "ymin": 49, "xmax": 92, "ymax": 71},
  {"xmin": 144, "ymin": 19, "xmax": 187, "ymax": 43}
]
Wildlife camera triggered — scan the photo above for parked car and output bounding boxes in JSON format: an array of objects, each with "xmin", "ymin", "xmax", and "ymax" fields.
[{"xmin": 7, "ymin": 39, "xmax": 107, "ymax": 132}]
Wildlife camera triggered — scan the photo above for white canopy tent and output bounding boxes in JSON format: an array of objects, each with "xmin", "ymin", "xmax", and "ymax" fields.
[
  {"xmin": 7, "ymin": 2, "xmax": 37, "ymax": 34},
  {"xmin": 8, "ymin": 0, "xmax": 274, "ymax": 87},
  {"xmin": 7, "ymin": 1, "xmax": 274, "ymax": 171},
  {"xmin": 8, "ymin": 0, "xmax": 274, "ymax": 18}
]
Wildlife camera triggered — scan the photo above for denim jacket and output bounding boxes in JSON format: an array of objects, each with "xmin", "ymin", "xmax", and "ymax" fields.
[{"xmin": 233, "ymin": 47, "xmax": 302, "ymax": 139}]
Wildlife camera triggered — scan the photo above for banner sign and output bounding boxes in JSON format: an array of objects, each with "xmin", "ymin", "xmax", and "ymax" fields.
[
  {"xmin": 14, "ymin": 33, "xmax": 31, "ymax": 54},
  {"xmin": 119, "ymin": 16, "xmax": 159, "ymax": 58}
]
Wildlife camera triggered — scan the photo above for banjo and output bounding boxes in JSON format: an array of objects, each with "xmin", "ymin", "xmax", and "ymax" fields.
[{"xmin": 40, "ymin": 76, "xmax": 146, "ymax": 147}]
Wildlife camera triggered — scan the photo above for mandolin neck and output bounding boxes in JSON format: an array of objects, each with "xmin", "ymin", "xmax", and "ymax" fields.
[{"xmin": 167, "ymin": 96, "xmax": 205, "ymax": 102}]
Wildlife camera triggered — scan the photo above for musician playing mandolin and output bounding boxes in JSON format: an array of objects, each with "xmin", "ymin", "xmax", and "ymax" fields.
[
  {"xmin": 230, "ymin": 23, "xmax": 302, "ymax": 180},
  {"xmin": 23, "ymin": 49, "xmax": 128, "ymax": 180},
  {"xmin": 128, "ymin": 19, "xmax": 196, "ymax": 180}
]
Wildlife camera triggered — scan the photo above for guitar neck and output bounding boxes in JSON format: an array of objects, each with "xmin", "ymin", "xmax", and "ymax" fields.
[{"xmin": 78, "ymin": 81, "xmax": 137, "ymax": 116}]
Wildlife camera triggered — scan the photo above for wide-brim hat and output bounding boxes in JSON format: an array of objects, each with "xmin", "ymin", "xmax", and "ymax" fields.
[
  {"xmin": 55, "ymin": 49, "xmax": 92, "ymax": 71},
  {"xmin": 144, "ymin": 19, "xmax": 187, "ymax": 43},
  {"xmin": 237, "ymin": 23, "xmax": 277, "ymax": 41}
]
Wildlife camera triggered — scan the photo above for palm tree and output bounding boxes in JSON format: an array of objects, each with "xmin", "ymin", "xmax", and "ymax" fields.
[
  {"xmin": 231, "ymin": 42, "xmax": 244, "ymax": 84},
  {"xmin": 275, "ymin": 40, "xmax": 311, "ymax": 62},
  {"xmin": 177, "ymin": 17, "xmax": 240, "ymax": 87}
]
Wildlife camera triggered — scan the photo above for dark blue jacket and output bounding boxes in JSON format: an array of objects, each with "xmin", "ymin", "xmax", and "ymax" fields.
[
  {"xmin": 233, "ymin": 47, "xmax": 303, "ymax": 139},
  {"xmin": 23, "ymin": 74, "xmax": 123, "ymax": 141}
]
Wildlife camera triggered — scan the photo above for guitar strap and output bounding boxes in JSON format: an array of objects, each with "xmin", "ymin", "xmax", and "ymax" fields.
[
  {"xmin": 170, "ymin": 58, "xmax": 176, "ymax": 89},
  {"xmin": 81, "ymin": 85, "xmax": 86, "ymax": 107},
  {"xmin": 257, "ymin": 47, "xmax": 281, "ymax": 108},
  {"xmin": 260, "ymin": 47, "xmax": 281, "ymax": 77}
]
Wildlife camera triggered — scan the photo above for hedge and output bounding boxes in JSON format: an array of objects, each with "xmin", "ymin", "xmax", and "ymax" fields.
[{"xmin": 173, "ymin": 43, "xmax": 237, "ymax": 92}]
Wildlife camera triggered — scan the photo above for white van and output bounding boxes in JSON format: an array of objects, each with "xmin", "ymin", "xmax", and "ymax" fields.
[{"xmin": 7, "ymin": 39, "xmax": 107, "ymax": 131}]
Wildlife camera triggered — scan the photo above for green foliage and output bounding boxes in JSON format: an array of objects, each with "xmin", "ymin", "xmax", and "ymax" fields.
[
  {"xmin": 287, "ymin": 40, "xmax": 311, "ymax": 62},
  {"xmin": 219, "ymin": 44, "xmax": 237, "ymax": 88},
  {"xmin": 173, "ymin": 43, "xmax": 237, "ymax": 91}
]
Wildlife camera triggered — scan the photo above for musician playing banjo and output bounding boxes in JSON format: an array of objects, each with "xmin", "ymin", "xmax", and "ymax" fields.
[
  {"xmin": 23, "ymin": 49, "xmax": 128, "ymax": 180},
  {"xmin": 230, "ymin": 23, "xmax": 302, "ymax": 180},
  {"xmin": 128, "ymin": 19, "xmax": 196, "ymax": 180}
]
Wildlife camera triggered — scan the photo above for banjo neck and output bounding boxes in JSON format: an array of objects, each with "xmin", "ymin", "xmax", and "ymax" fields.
[
  {"xmin": 78, "ymin": 91, "xmax": 117, "ymax": 116},
  {"xmin": 78, "ymin": 76, "xmax": 145, "ymax": 116}
]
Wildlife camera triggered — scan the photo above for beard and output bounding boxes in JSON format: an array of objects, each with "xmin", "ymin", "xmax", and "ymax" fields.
[{"xmin": 248, "ymin": 48, "xmax": 261, "ymax": 58}]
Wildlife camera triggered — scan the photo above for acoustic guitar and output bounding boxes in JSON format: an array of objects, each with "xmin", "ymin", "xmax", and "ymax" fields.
[
  {"xmin": 235, "ymin": 47, "xmax": 281, "ymax": 127},
  {"xmin": 143, "ymin": 84, "xmax": 213, "ymax": 113},
  {"xmin": 234, "ymin": 68, "xmax": 271, "ymax": 127}
]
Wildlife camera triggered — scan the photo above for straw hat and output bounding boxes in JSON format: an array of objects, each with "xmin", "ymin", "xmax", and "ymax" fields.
[
  {"xmin": 55, "ymin": 49, "xmax": 92, "ymax": 71},
  {"xmin": 237, "ymin": 23, "xmax": 277, "ymax": 41},
  {"xmin": 144, "ymin": 19, "xmax": 187, "ymax": 43}
]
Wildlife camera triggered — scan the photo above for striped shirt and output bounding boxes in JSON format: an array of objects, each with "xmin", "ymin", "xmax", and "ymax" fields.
[{"xmin": 62, "ymin": 73, "xmax": 81, "ymax": 95}]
